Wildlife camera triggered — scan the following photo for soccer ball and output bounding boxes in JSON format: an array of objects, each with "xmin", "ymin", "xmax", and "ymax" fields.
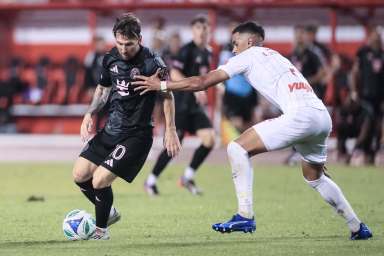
[{"xmin": 62, "ymin": 209, "xmax": 96, "ymax": 240}]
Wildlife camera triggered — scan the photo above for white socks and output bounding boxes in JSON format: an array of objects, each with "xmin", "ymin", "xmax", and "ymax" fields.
[
  {"xmin": 305, "ymin": 174, "xmax": 361, "ymax": 232},
  {"xmin": 146, "ymin": 173, "xmax": 157, "ymax": 186},
  {"xmin": 184, "ymin": 166, "xmax": 195, "ymax": 180},
  {"xmin": 227, "ymin": 141, "xmax": 254, "ymax": 219}
]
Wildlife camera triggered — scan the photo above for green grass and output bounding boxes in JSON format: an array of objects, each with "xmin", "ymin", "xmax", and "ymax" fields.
[{"xmin": 0, "ymin": 162, "xmax": 383, "ymax": 256}]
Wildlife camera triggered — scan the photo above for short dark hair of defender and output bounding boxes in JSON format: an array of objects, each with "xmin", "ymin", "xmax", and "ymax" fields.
[
  {"xmin": 232, "ymin": 21, "xmax": 265, "ymax": 40},
  {"xmin": 113, "ymin": 13, "xmax": 141, "ymax": 39},
  {"xmin": 190, "ymin": 14, "xmax": 209, "ymax": 26}
]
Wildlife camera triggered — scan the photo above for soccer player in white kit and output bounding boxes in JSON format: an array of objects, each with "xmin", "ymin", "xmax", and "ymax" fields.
[{"xmin": 133, "ymin": 21, "xmax": 372, "ymax": 240}]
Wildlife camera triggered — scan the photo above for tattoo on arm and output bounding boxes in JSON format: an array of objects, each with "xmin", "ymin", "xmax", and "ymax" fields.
[
  {"xmin": 86, "ymin": 85, "xmax": 111, "ymax": 115},
  {"xmin": 161, "ymin": 91, "xmax": 176, "ymax": 130}
]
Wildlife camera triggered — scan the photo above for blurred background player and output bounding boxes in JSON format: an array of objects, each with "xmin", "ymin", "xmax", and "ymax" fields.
[
  {"xmin": 144, "ymin": 15, "xmax": 215, "ymax": 196},
  {"xmin": 218, "ymin": 20, "xmax": 258, "ymax": 133},
  {"xmin": 83, "ymin": 36, "xmax": 108, "ymax": 130},
  {"xmin": 72, "ymin": 13, "xmax": 181, "ymax": 239},
  {"xmin": 351, "ymin": 26, "xmax": 384, "ymax": 165},
  {"xmin": 335, "ymin": 95, "xmax": 375, "ymax": 165}
]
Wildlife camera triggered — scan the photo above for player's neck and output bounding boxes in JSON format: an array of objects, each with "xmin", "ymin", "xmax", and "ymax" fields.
[{"xmin": 193, "ymin": 40, "xmax": 206, "ymax": 49}]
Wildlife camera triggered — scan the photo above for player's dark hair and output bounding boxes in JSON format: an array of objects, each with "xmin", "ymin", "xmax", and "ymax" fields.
[
  {"xmin": 232, "ymin": 21, "xmax": 265, "ymax": 40},
  {"xmin": 190, "ymin": 14, "xmax": 209, "ymax": 26},
  {"xmin": 304, "ymin": 24, "xmax": 318, "ymax": 33},
  {"xmin": 113, "ymin": 13, "xmax": 141, "ymax": 39}
]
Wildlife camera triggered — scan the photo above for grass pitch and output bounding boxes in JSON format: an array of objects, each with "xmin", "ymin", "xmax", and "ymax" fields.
[{"xmin": 0, "ymin": 162, "xmax": 383, "ymax": 256}]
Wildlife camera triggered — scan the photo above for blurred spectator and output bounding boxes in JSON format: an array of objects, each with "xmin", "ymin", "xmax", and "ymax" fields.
[
  {"xmin": 289, "ymin": 25, "xmax": 325, "ymax": 100},
  {"xmin": 5, "ymin": 57, "xmax": 27, "ymax": 103},
  {"xmin": 83, "ymin": 36, "xmax": 107, "ymax": 102},
  {"xmin": 336, "ymin": 96, "xmax": 375, "ymax": 165},
  {"xmin": 351, "ymin": 26, "xmax": 384, "ymax": 163},
  {"xmin": 303, "ymin": 23, "xmax": 332, "ymax": 103},
  {"xmin": 25, "ymin": 56, "xmax": 51, "ymax": 104},
  {"xmin": 152, "ymin": 32, "xmax": 182, "ymax": 133},
  {"xmin": 325, "ymin": 53, "xmax": 353, "ymax": 107},
  {"xmin": 304, "ymin": 23, "xmax": 331, "ymax": 65},
  {"xmin": 286, "ymin": 25, "xmax": 324, "ymax": 165},
  {"xmin": 0, "ymin": 80, "xmax": 14, "ymax": 132},
  {"xmin": 150, "ymin": 16, "xmax": 167, "ymax": 56},
  {"xmin": 63, "ymin": 56, "xmax": 83, "ymax": 104},
  {"xmin": 0, "ymin": 57, "xmax": 26, "ymax": 133},
  {"xmin": 83, "ymin": 36, "xmax": 108, "ymax": 130},
  {"xmin": 162, "ymin": 32, "xmax": 182, "ymax": 68},
  {"xmin": 218, "ymin": 21, "xmax": 258, "ymax": 132},
  {"xmin": 375, "ymin": 118, "xmax": 384, "ymax": 166}
]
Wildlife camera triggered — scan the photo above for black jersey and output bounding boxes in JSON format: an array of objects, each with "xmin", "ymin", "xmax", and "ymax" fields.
[
  {"xmin": 289, "ymin": 48, "xmax": 323, "ymax": 99},
  {"xmin": 98, "ymin": 46, "xmax": 168, "ymax": 135},
  {"xmin": 171, "ymin": 41, "xmax": 211, "ymax": 113},
  {"xmin": 356, "ymin": 46, "xmax": 384, "ymax": 103}
]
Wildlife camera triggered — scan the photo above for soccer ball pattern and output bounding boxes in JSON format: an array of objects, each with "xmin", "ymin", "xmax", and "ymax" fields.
[{"xmin": 62, "ymin": 209, "xmax": 96, "ymax": 240}]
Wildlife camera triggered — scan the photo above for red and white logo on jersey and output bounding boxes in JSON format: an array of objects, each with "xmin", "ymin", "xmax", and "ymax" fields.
[{"xmin": 288, "ymin": 82, "xmax": 313, "ymax": 93}]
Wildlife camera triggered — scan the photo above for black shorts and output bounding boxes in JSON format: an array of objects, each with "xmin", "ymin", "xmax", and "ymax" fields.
[
  {"xmin": 80, "ymin": 129, "xmax": 153, "ymax": 183},
  {"xmin": 175, "ymin": 105, "xmax": 212, "ymax": 135},
  {"xmin": 223, "ymin": 91, "xmax": 257, "ymax": 122}
]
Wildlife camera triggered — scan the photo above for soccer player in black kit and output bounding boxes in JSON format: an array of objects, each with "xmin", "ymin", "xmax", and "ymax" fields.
[
  {"xmin": 72, "ymin": 13, "xmax": 181, "ymax": 240},
  {"xmin": 144, "ymin": 15, "xmax": 215, "ymax": 196}
]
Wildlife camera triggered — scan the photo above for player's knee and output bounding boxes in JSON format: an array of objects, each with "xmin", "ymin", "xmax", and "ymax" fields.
[
  {"xmin": 92, "ymin": 174, "xmax": 107, "ymax": 189},
  {"xmin": 72, "ymin": 168, "xmax": 92, "ymax": 183},
  {"xmin": 227, "ymin": 141, "xmax": 247, "ymax": 159},
  {"xmin": 201, "ymin": 130, "xmax": 215, "ymax": 148}
]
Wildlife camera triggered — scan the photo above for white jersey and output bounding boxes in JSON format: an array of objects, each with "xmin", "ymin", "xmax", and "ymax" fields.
[{"xmin": 218, "ymin": 46, "xmax": 326, "ymax": 113}]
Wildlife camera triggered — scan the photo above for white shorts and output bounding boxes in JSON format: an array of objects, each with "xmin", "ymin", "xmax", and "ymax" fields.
[{"xmin": 253, "ymin": 107, "xmax": 332, "ymax": 164}]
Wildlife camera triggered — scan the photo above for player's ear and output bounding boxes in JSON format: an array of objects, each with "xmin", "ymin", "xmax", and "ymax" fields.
[{"xmin": 247, "ymin": 37, "xmax": 253, "ymax": 46}]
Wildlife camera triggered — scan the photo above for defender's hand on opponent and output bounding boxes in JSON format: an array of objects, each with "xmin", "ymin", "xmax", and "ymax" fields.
[
  {"xmin": 164, "ymin": 127, "xmax": 182, "ymax": 157},
  {"xmin": 80, "ymin": 113, "xmax": 93, "ymax": 142},
  {"xmin": 133, "ymin": 69, "xmax": 161, "ymax": 95}
]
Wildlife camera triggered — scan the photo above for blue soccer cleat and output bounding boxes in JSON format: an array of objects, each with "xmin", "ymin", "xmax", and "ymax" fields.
[
  {"xmin": 350, "ymin": 223, "xmax": 372, "ymax": 240},
  {"xmin": 212, "ymin": 214, "xmax": 256, "ymax": 233}
]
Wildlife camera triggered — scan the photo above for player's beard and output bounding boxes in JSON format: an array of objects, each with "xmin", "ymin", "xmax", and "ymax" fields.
[{"xmin": 119, "ymin": 45, "xmax": 140, "ymax": 60}]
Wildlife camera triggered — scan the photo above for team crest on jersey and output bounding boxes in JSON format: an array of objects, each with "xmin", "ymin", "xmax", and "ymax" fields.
[
  {"xmin": 116, "ymin": 79, "xmax": 130, "ymax": 96},
  {"xmin": 130, "ymin": 68, "xmax": 140, "ymax": 79}
]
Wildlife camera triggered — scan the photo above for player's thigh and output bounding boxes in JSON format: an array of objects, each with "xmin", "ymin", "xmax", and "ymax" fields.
[
  {"xmin": 252, "ymin": 113, "xmax": 311, "ymax": 155},
  {"xmin": 92, "ymin": 166, "xmax": 118, "ymax": 189},
  {"xmin": 196, "ymin": 128, "xmax": 215, "ymax": 148},
  {"xmin": 72, "ymin": 157, "xmax": 98, "ymax": 182},
  {"xmin": 234, "ymin": 126, "xmax": 268, "ymax": 157},
  {"xmin": 294, "ymin": 109, "xmax": 332, "ymax": 165}
]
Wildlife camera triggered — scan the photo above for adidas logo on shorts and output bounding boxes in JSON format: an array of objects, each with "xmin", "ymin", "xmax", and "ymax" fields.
[{"xmin": 104, "ymin": 159, "xmax": 114, "ymax": 167}]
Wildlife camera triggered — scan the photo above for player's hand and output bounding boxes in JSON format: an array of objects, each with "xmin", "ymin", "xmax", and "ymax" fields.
[
  {"xmin": 194, "ymin": 91, "xmax": 207, "ymax": 105},
  {"xmin": 163, "ymin": 127, "xmax": 181, "ymax": 157},
  {"xmin": 80, "ymin": 113, "xmax": 93, "ymax": 142},
  {"xmin": 133, "ymin": 68, "xmax": 161, "ymax": 95}
]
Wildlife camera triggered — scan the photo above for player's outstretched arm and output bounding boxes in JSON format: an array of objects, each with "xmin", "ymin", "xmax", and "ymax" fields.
[
  {"xmin": 133, "ymin": 69, "xmax": 229, "ymax": 94},
  {"xmin": 161, "ymin": 91, "xmax": 182, "ymax": 157},
  {"xmin": 80, "ymin": 84, "xmax": 111, "ymax": 141}
]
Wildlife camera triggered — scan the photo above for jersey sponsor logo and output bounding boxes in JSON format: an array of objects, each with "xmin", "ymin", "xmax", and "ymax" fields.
[
  {"xmin": 104, "ymin": 159, "xmax": 114, "ymax": 167},
  {"xmin": 130, "ymin": 67, "xmax": 140, "ymax": 79},
  {"xmin": 116, "ymin": 79, "xmax": 131, "ymax": 96},
  {"xmin": 288, "ymin": 82, "xmax": 313, "ymax": 93},
  {"xmin": 110, "ymin": 65, "xmax": 119, "ymax": 74}
]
